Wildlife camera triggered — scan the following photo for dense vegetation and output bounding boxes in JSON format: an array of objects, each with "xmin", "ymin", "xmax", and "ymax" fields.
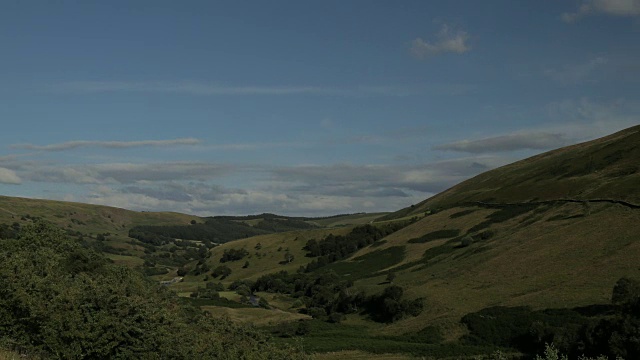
[
  {"xmin": 238, "ymin": 270, "xmax": 423, "ymax": 324},
  {"xmin": 0, "ymin": 221, "xmax": 303, "ymax": 359},
  {"xmin": 461, "ymin": 277, "xmax": 640, "ymax": 359},
  {"xmin": 302, "ymin": 221, "xmax": 414, "ymax": 272},
  {"xmin": 129, "ymin": 218, "xmax": 270, "ymax": 245}
]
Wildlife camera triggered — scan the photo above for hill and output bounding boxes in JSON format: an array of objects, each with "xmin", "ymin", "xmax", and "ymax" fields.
[
  {"xmin": 171, "ymin": 125, "xmax": 640, "ymax": 358},
  {"xmin": 381, "ymin": 125, "xmax": 640, "ymax": 220},
  {"xmin": 0, "ymin": 195, "xmax": 387, "ymax": 272}
]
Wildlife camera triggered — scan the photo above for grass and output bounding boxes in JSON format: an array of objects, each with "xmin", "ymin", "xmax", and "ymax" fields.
[
  {"xmin": 320, "ymin": 246, "xmax": 406, "ymax": 280},
  {"xmin": 407, "ymin": 229, "xmax": 460, "ymax": 244},
  {"xmin": 180, "ymin": 296, "xmax": 254, "ymax": 309},
  {"xmin": 309, "ymin": 213, "xmax": 390, "ymax": 227},
  {"xmin": 0, "ymin": 349, "xmax": 30, "ymax": 360},
  {"xmin": 202, "ymin": 306, "xmax": 310, "ymax": 326},
  {"xmin": 106, "ymin": 253, "xmax": 145, "ymax": 267},
  {"xmin": 383, "ymin": 125, "xmax": 640, "ymax": 220},
  {"xmin": 270, "ymin": 320, "xmax": 496, "ymax": 357}
]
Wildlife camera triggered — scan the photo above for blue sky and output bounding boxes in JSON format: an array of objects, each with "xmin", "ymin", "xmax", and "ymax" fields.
[{"xmin": 1, "ymin": 0, "xmax": 639, "ymax": 216}]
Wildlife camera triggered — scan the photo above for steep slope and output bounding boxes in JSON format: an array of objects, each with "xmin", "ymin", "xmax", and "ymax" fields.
[
  {"xmin": 346, "ymin": 124, "xmax": 640, "ymax": 335},
  {"xmin": 384, "ymin": 125, "xmax": 640, "ymax": 220}
]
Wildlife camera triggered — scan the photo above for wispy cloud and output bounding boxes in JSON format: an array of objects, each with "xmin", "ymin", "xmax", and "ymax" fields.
[
  {"xmin": 11, "ymin": 138, "xmax": 201, "ymax": 152},
  {"xmin": 543, "ymin": 57, "xmax": 608, "ymax": 84},
  {"xmin": 23, "ymin": 162, "xmax": 234, "ymax": 184},
  {"xmin": 269, "ymin": 158, "xmax": 507, "ymax": 195},
  {"xmin": 410, "ymin": 24, "xmax": 471, "ymax": 60},
  {"xmin": 563, "ymin": 0, "xmax": 640, "ymax": 23},
  {"xmin": 433, "ymin": 132, "xmax": 570, "ymax": 153}
]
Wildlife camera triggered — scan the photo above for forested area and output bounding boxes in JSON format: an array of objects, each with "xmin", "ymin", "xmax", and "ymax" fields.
[
  {"xmin": 302, "ymin": 221, "xmax": 414, "ymax": 272},
  {"xmin": 230, "ymin": 270, "xmax": 423, "ymax": 324},
  {"xmin": 461, "ymin": 277, "xmax": 640, "ymax": 359},
  {"xmin": 0, "ymin": 221, "xmax": 303, "ymax": 359}
]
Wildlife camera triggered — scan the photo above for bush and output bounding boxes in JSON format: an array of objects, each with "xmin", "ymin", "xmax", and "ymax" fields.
[{"xmin": 212, "ymin": 265, "xmax": 232, "ymax": 279}]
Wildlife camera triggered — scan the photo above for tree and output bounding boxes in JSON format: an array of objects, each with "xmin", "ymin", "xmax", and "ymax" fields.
[
  {"xmin": 612, "ymin": 277, "xmax": 640, "ymax": 305},
  {"xmin": 212, "ymin": 265, "xmax": 232, "ymax": 279},
  {"xmin": 284, "ymin": 251, "xmax": 295, "ymax": 263}
]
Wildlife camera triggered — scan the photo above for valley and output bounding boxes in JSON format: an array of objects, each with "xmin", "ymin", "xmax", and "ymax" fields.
[{"xmin": 1, "ymin": 125, "xmax": 640, "ymax": 359}]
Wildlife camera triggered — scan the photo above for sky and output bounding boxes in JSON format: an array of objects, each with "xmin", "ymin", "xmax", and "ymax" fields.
[{"xmin": 0, "ymin": 0, "xmax": 639, "ymax": 216}]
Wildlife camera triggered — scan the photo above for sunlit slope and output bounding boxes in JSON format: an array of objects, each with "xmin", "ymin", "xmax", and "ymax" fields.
[
  {"xmin": 383, "ymin": 125, "xmax": 640, "ymax": 221},
  {"xmin": 335, "ymin": 125, "xmax": 640, "ymax": 335},
  {"xmin": 0, "ymin": 195, "xmax": 199, "ymax": 235},
  {"xmin": 348, "ymin": 201, "xmax": 639, "ymax": 333}
]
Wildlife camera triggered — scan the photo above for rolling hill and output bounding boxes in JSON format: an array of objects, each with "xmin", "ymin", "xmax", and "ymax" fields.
[{"xmin": 170, "ymin": 125, "xmax": 640, "ymax": 357}]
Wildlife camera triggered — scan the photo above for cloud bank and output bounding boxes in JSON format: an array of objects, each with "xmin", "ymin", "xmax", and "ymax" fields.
[{"xmin": 12, "ymin": 138, "xmax": 201, "ymax": 152}]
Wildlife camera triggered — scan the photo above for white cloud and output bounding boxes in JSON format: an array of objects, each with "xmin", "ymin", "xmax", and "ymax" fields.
[
  {"xmin": 0, "ymin": 168, "xmax": 21, "ymax": 184},
  {"xmin": 12, "ymin": 138, "xmax": 201, "ymax": 151},
  {"xmin": 410, "ymin": 24, "xmax": 471, "ymax": 60},
  {"xmin": 563, "ymin": 0, "xmax": 640, "ymax": 22}
]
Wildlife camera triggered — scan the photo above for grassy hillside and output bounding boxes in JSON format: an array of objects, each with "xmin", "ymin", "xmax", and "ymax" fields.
[
  {"xmin": 165, "ymin": 125, "xmax": 640, "ymax": 358},
  {"xmin": 0, "ymin": 195, "xmax": 199, "ymax": 232},
  {"xmin": 382, "ymin": 125, "xmax": 640, "ymax": 220}
]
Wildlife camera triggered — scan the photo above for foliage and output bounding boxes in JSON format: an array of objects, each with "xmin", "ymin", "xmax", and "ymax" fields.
[
  {"xmin": 212, "ymin": 265, "xmax": 232, "ymax": 279},
  {"xmin": 251, "ymin": 269, "xmax": 422, "ymax": 323},
  {"xmin": 129, "ymin": 215, "xmax": 319, "ymax": 247},
  {"xmin": 407, "ymin": 229, "xmax": 461, "ymax": 244},
  {"xmin": 269, "ymin": 320, "xmax": 492, "ymax": 357},
  {"xmin": 252, "ymin": 218, "xmax": 317, "ymax": 232},
  {"xmin": 468, "ymin": 204, "xmax": 538, "ymax": 233},
  {"xmin": 363, "ymin": 285, "xmax": 425, "ymax": 323},
  {"xmin": 612, "ymin": 277, "xmax": 640, "ymax": 305},
  {"xmin": 302, "ymin": 221, "xmax": 413, "ymax": 272},
  {"xmin": 449, "ymin": 209, "xmax": 477, "ymax": 219},
  {"xmin": 129, "ymin": 218, "xmax": 271, "ymax": 245},
  {"xmin": 461, "ymin": 279, "xmax": 640, "ymax": 358},
  {"xmin": 220, "ymin": 248, "xmax": 249, "ymax": 262},
  {"xmin": 0, "ymin": 221, "xmax": 303, "ymax": 359}
]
